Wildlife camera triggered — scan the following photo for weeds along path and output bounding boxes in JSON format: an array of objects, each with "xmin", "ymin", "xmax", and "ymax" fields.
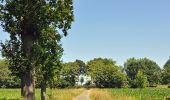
[{"xmin": 74, "ymin": 89, "xmax": 91, "ymax": 100}]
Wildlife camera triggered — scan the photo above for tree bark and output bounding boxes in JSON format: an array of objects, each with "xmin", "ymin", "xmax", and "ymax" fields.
[
  {"xmin": 23, "ymin": 72, "xmax": 35, "ymax": 100},
  {"xmin": 21, "ymin": 76, "xmax": 24, "ymax": 97},
  {"xmin": 41, "ymin": 83, "xmax": 46, "ymax": 100},
  {"xmin": 21, "ymin": 33, "xmax": 35, "ymax": 100}
]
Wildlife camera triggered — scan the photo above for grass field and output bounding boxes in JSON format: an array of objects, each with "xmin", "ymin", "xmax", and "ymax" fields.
[
  {"xmin": 90, "ymin": 88, "xmax": 170, "ymax": 100},
  {"xmin": 0, "ymin": 88, "xmax": 84, "ymax": 100},
  {"xmin": 1, "ymin": 87, "xmax": 170, "ymax": 100}
]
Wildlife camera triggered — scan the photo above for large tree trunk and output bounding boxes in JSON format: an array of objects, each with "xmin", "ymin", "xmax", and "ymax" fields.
[
  {"xmin": 21, "ymin": 33, "xmax": 35, "ymax": 100},
  {"xmin": 21, "ymin": 71, "xmax": 35, "ymax": 99},
  {"xmin": 41, "ymin": 83, "xmax": 46, "ymax": 100},
  {"xmin": 23, "ymin": 72, "xmax": 35, "ymax": 100}
]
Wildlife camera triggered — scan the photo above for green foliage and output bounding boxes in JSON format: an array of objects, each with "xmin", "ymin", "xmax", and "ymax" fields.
[
  {"xmin": 124, "ymin": 58, "xmax": 161, "ymax": 86},
  {"xmin": 0, "ymin": 0, "xmax": 74, "ymax": 76},
  {"xmin": 55, "ymin": 62, "xmax": 79, "ymax": 88},
  {"xmin": 75, "ymin": 59, "xmax": 86, "ymax": 75},
  {"xmin": 87, "ymin": 58, "xmax": 128, "ymax": 88},
  {"xmin": 162, "ymin": 58, "xmax": 170, "ymax": 84},
  {"xmin": 0, "ymin": 60, "xmax": 20, "ymax": 88},
  {"xmin": 0, "ymin": 0, "xmax": 74, "ymax": 98},
  {"xmin": 133, "ymin": 71, "xmax": 148, "ymax": 88},
  {"xmin": 34, "ymin": 27, "xmax": 63, "ymax": 88}
]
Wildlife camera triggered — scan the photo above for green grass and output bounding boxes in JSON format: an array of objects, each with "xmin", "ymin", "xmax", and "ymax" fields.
[
  {"xmin": 0, "ymin": 88, "xmax": 84, "ymax": 100},
  {"xmin": 90, "ymin": 88, "xmax": 170, "ymax": 100},
  {"xmin": 109, "ymin": 88, "xmax": 170, "ymax": 100},
  {"xmin": 1, "ymin": 88, "xmax": 170, "ymax": 100}
]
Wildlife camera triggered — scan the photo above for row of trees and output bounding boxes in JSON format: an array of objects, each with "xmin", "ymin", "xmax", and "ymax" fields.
[
  {"xmin": 1, "ymin": 57, "xmax": 170, "ymax": 89},
  {"xmin": 86, "ymin": 57, "xmax": 170, "ymax": 88}
]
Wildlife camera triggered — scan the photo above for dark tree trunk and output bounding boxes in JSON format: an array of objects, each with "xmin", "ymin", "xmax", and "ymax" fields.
[
  {"xmin": 21, "ymin": 76, "xmax": 24, "ymax": 97},
  {"xmin": 23, "ymin": 72, "xmax": 35, "ymax": 100},
  {"xmin": 21, "ymin": 32, "xmax": 35, "ymax": 100},
  {"xmin": 41, "ymin": 83, "xmax": 46, "ymax": 100}
]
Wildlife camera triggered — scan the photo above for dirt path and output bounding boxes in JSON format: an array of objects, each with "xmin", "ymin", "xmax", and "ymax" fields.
[{"xmin": 74, "ymin": 89, "xmax": 91, "ymax": 100}]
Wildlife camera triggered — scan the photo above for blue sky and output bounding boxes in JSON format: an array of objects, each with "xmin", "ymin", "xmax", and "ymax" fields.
[{"xmin": 1, "ymin": 0, "xmax": 170, "ymax": 67}]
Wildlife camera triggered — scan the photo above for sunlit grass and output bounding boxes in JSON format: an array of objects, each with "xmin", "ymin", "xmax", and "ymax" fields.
[
  {"xmin": 90, "ymin": 88, "xmax": 135, "ymax": 100},
  {"xmin": 90, "ymin": 87, "xmax": 170, "ymax": 100},
  {"xmin": 0, "ymin": 88, "xmax": 84, "ymax": 100}
]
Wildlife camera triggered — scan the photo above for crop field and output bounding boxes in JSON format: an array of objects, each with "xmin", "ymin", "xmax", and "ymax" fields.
[
  {"xmin": 0, "ymin": 87, "xmax": 170, "ymax": 100},
  {"xmin": 0, "ymin": 88, "xmax": 84, "ymax": 100},
  {"xmin": 90, "ymin": 88, "xmax": 170, "ymax": 100}
]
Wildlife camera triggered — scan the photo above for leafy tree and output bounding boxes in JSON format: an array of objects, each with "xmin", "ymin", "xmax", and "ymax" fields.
[
  {"xmin": 162, "ymin": 58, "xmax": 170, "ymax": 84},
  {"xmin": 0, "ymin": 60, "xmax": 10, "ymax": 88},
  {"xmin": 124, "ymin": 58, "xmax": 139, "ymax": 80},
  {"xmin": 0, "ymin": 60, "xmax": 20, "ymax": 88},
  {"xmin": 0, "ymin": 0, "xmax": 74, "ymax": 99},
  {"xmin": 164, "ymin": 57, "xmax": 170, "ymax": 69},
  {"xmin": 87, "ymin": 58, "xmax": 128, "ymax": 88},
  {"xmin": 140, "ymin": 58, "xmax": 161, "ymax": 86},
  {"xmin": 34, "ymin": 30, "xmax": 63, "ymax": 100},
  {"xmin": 124, "ymin": 58, "xmax": 161, "ymax": 86},
  {"xmin": 56, "ymin": 62, "xmax": 79, "ymax": 88},
  {"xmin": 75, "ymin": 59, "xmax": 86, "ymax": 75},
  {"xmin": 133, "ymin": 71, "xmax": 148, "ymax": 88}
]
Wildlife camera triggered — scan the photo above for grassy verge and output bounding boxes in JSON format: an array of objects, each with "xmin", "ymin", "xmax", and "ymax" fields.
[
  {"xmin": 90, "ymin": 88, "xmax": 170, "ymax": 100},
  {"xmin": 90, "ymin": 88, "xmax": 135, "ymax": 100},
  {"xmin": 0, "ymin": 88, "xmax": 84, "ymax": 100}
]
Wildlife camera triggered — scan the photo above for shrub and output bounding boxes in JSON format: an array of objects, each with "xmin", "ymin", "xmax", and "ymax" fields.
[{"xmin": 131, "ymin": 71, "xmax": 148, "ymax": 88}]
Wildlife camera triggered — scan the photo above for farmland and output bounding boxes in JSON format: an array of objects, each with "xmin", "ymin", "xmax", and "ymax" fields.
[
  {"xmin": 1, "ymin": 87, "xmax": 170, "ymax": 100},
  {"xmin": 90, "ymin": 87, "xmax": 170, "ymax": 100}
]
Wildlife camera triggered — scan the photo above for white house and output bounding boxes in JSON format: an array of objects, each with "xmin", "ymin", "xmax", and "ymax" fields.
[{"xmin": 76, "ymin": 74, "xmax": 91, "ymax": 86}]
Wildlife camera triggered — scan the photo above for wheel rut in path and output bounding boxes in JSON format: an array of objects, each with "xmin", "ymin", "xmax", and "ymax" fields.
[{"xmin": 74, "ymin": 89, "xmax": 91, "ymax": 100}]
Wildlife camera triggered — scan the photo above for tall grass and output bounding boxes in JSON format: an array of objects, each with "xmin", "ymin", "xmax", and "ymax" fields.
[
  {"xmin": 90, "ymin": 88, "xmax": 170, "ymax": 100},
  {"xmin": 46, "ymin": 88, "xmax": 84, "ymax": 100},
  {"xmin": 90, "ymin": 88, "xmax": 135, "ymax": 100},
  {"xmin": 0, "ymin": 88, "xmax": 84, "ymax": 100}
]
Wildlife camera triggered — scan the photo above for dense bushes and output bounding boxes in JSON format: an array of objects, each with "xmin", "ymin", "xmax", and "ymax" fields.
[
  {"xmin": 130, "ymin": 71, "xmax": 148, "ymax": 88},
  {"xmin": 162, "ymin": 58, "xmax": 170, "ymax": 84},
  {"xmin": 87, "ymin": 58, "xmax": 128, "ymax": 88},
  {"xmin": 1, "ymin": 57, "xmax": 170, "ymax": 89},
  {"xmin": 0, "ymin": 60, "xmax": 20, "ymax": 88},
  {"xmin": 124, "ymin": 58, "xmax": 161, "ymax": 87}
]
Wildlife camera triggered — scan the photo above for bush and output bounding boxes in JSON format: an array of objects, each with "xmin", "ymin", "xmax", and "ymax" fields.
[
  {"xmin": 130, "ymin": 71, "xmax": 148, "ymax": 88},
  {"xmin": 87, "ymin": 58, "xmax": 128, "ymax": 88}
]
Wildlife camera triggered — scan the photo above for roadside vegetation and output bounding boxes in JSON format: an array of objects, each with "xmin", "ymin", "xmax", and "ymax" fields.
[
  {"xmin": 90, "ymin": 87, "xmax": 170, "ymax": 100},
  {"xmin": 0, "ymin": 88, "xmax": 84, "ymax": 100}
]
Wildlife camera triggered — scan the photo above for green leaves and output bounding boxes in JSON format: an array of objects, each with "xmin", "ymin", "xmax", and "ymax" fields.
[
  {"xmin": 124, "ymin": 58, "xmax": 161, "ymax": 87},
  {"xmin": 162, "ymin": 58, "xmax": 170, "ymax": 84},
  {"xmin": 0, "ymin": 0, "xmax": 74, "ymax": 89},
  {"xmin": 87, "ymin": 58, "xmax": 127, "ymax": 88}
]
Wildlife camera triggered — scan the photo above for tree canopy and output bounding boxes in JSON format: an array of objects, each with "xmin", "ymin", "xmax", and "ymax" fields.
[
  {"xmin": 162, "ymin": 58, "xmax": 170, "ymax": 84},
  {"xmin": 87, "ymin": 58, "xmax": 128, "ymax": 88},
  {"xmin": 124, "ymin": 58, "xmax": 161, "ymax": 87},
  {"xmin": 0, "ymin": 0, "xmax": 74, "ymax": 99}
]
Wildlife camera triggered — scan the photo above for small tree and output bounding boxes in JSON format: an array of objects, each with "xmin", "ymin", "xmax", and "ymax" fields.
[
  {"xmin": 56, "ymin": 62, "xmax": 79, "ymax": 88},
  {"xmin": 134, "ymin": 71, "xmax": 148, "ymax": 88},
  {"xmin": 124, "ymin": 58, "xmax": 161, "ymax": 86},
  {"xmin": 87, "ymin": 58, "xmax": 128, "ymax": 88}
]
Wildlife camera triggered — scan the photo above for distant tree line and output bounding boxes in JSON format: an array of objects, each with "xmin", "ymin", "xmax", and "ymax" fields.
[{"xmin": 1, "ymin": 57, "xmax": 170, "ymax": 88}]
